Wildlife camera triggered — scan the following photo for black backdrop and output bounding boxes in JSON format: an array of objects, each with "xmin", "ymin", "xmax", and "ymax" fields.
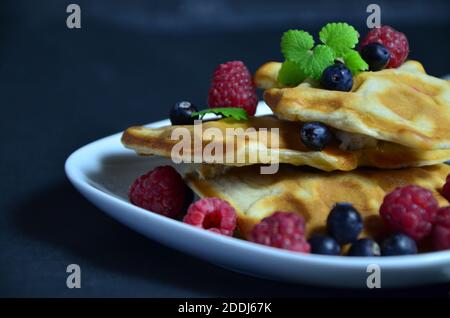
[{"xmin": 0, "ymin": 0, "xmax": 449, "ymax": 297}]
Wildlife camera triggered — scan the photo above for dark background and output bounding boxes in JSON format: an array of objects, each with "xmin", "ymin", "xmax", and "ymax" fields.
[{"xmin": 1, "ymin": 0, "xmax": 449, "ymax": 297}]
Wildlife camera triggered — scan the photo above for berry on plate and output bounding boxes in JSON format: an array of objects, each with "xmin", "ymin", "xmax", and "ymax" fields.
[
  {"xmin": 379, "ymin": 185, "xmax": 438, "ymax": 241},
  {"xmin": 327, "ymin": 203, "xmax": 363, "ymax": 245},
  {"xmin": 360, "ymin": 25, "xmax": 409, "ymax": 68},
  {"xmin": 308, "ymin": 235, "xmax": 340, "ymax": 255},
  {"xmin": 320, "ymin": 63, "xmax": 353, "ymax": 92},
  {"xmin": 432, "ymin": 207, "xmax": 450, "ymax": 251},
  {"xmin": 360, "ymin": 42, "xmax": 390, "ymax": 71},
  {"xmin": 183, "ymin": 198, "xmax": 237, "ymax": 236},
  {"xmin": 249, "ymin": 212, "xmax": 310, "ymax": 253},
  {"xmin": 129, "ymin": 166, "xmax": 187, "ymax": 219},
  {"xmin": 300, "ymin": 122, "xmax": 332, "ymax": 151},
  {"xmin": 170, "ymin": 101, "xmax": 199, "ymax": 125},
  {"xmin": 348, "ymin": 238, "xmax": 381, "ymax": 257},
  {"xmin": 208, "ymin": 61, "xmax": 258, "ymax": 116},
  {"xmin": 381, "ymin": 233, "xmax": 417, "ymax": 256}
]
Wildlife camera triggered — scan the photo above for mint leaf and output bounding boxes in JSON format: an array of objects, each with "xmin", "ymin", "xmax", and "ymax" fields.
[
  {"xmin": 277, "ymin": 60, "xmax": 305, "ymax": 86},
  {"xmin": 281, "ymin": 30, "xmax": 314, "ymax": 61},
  {"xmin": 191, "ymin": 108, "xmax": 249, "ymax": 121},
  {"xmin": 298, "ymin": 45, "xmax": 335, "ymax": 80},
  {"xmin": 319, "ymin": 22, "xmax": 359, "ymax": 57},
  {"xmin": 343, "ymin": 50, "xmax": 369, "ymax": 75}
]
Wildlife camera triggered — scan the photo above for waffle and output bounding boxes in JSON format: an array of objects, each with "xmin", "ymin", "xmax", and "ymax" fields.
[
  {"xmin": 121, "ymin": 115, "xmax": 450, "ymax": 171},
  {"xmin": 186, "ymin": 164, "xmax": 450, "ymax": 239}
]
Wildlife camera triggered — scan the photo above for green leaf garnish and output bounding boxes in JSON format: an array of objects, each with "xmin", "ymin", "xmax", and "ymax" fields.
[
  {"xmin": 277, "ymin": 60, "xmax": 306, "ymax": 86},
  {"xmin": 191, "ymin": 108, "xmax": 249, "ymax": 121},
  {"xmin": 319, "ymin": 22, "xmax": 359, "ymax": 57},
  {"xmin": 278, "ymin": 22, "xmax": 367, "ymax": 85},
  {"xmin": 342, "ymin": 50, "xmax": 369, "ymax": 75}
]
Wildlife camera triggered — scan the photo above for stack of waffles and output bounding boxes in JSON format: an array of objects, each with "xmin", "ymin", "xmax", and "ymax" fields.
[{"xmin": 121, "ymin": 60, "xmax": 450, "ymax": 240}]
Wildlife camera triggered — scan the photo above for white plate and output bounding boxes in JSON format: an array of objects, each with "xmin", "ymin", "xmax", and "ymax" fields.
[{"xmin": 65, "ymin": 102, "xmax": 450, "ymax": 288}]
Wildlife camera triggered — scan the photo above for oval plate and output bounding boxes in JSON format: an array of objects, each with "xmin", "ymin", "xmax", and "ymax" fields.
[{"xmin": 65, "ymin": 102, "xmax": 450, "ymax": 288}]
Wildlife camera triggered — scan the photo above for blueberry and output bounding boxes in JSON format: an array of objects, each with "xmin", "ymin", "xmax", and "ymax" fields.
[
  {"xmin": 381, "ymin": 233, "xmax": 418, "ymax": 256},
  {"xmin": 300, "ymin": 122, "xmax": 332, "ymax": 151},
  {"xmin": 309, "ymin": 235, "xmax": 341, "ymax": 255},
  {"xmin": 348, "ymin": 238, "xmax": 381, "ymax": 256},
  {"xmin": 361, "ymin": 42, "xmax": 391, "ymax": 71},
  {"xmin": 170, "ymin": 101, "xmax": 199, "ymax": 125},
  {"xmin": 320, "ymin": 63, "xmax": 353, "ymax": 92},
  {"xmin": 326, "ymin": 203, "xmax": 363, "ymax": 244}
]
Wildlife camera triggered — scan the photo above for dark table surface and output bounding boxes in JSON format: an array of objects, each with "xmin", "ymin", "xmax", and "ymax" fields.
[{"xmin": 1, "ymin": 0, "xmax": 450, "ymax": 297}]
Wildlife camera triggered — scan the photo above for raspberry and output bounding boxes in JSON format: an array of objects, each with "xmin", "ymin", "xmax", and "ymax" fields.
[
  {"xmin": 360, "ymin": 25, "xmax": 409, "ymax": 68},
  {"xmin": 249, "ymin": 212, "xmax": 310, "ymax": 253},
  {"xmin": 380, "ymin": 185, "xmax": 438, "ymax": 241},
  {"xmin": 208, "ymin": 61, "xmax": 258, "ymax": 116},
  {"xmin": 129, "ymin": 166, "xmax": 186, "ymax": 218},
  {"xmin": 432, "ymin": 207, "xmax": 450, "ymax": 251},
  {"xmin": 441, "ymin": 174, "xmax": 450, "ymax": 202},
  {"xmin": 183, "ymin": 198, "xmax": 237, "ymax": 236}
]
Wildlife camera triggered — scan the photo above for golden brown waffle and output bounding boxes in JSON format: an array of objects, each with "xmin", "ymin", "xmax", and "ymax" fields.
[
  {"xmin": 122, "ymin": 115, "xmax": 450, "ymax": 172},
  {"xmin": 257, "ymin": 61, "xmax": 450, "ymax": 150},
  {"xmin": 186, "ymin": 164, "xmax": 450, "ymax": 240}
]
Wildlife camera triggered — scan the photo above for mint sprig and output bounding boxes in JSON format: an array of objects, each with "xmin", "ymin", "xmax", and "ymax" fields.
[
  {"xmin": 191, "ymin": 108, "xmax": 249, "ymax": 121},
  {"xmin": 278, "ymin": 22, "xmax": 368, "ymax": 86}
]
